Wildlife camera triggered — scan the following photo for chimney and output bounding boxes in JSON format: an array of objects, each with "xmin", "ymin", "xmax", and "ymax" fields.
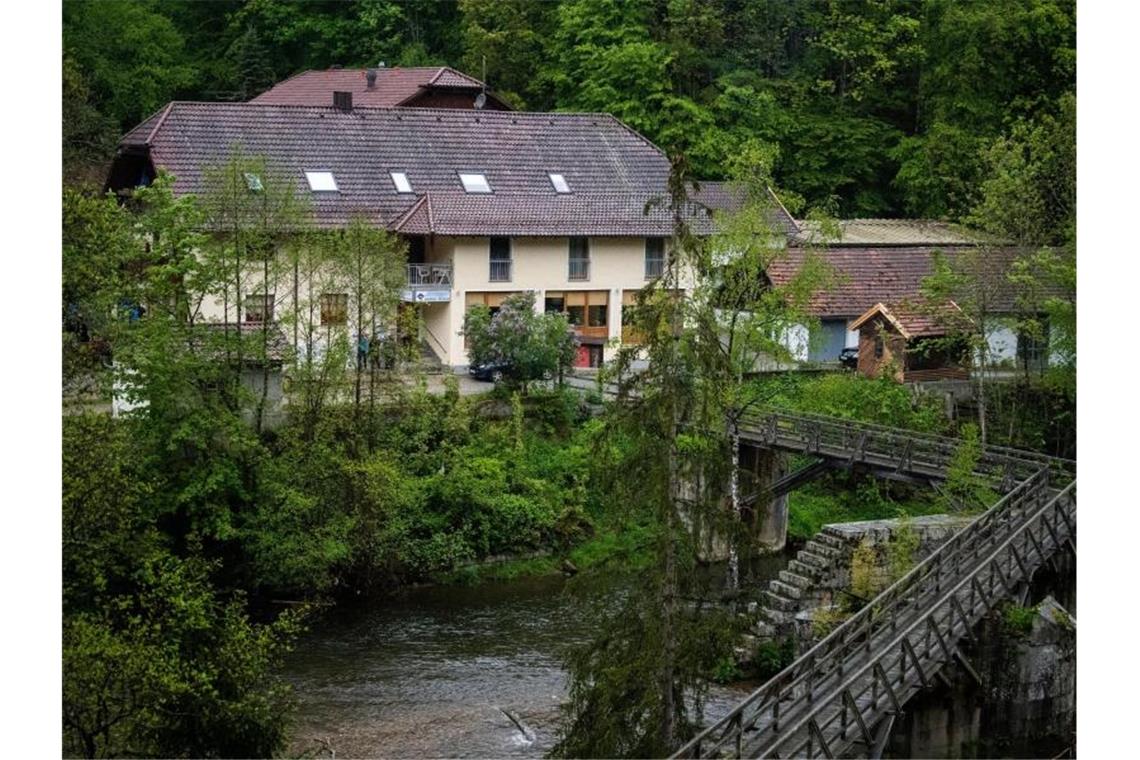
[
  {"xmin": 333, "ymin": 91, "xmax": 353, "ymax": 111},
  {"xmin": 366, "ymin": 68, "xmax": 377, "ymax": 89}
]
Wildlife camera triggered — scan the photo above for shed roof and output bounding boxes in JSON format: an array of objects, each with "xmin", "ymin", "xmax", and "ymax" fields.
[{"xmin": 849, "ymin": 301, "xmax": 969, "ymax": 339}]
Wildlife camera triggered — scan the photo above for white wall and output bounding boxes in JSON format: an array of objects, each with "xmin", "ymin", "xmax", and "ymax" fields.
[
  {"xmin": 986, "ymin": 324, "xmax": 1018, "ymax": 365},
  {"xmin": 448, "ymin": 236, "xmax": 692, "ymax": 366},
  {"xmin": 781, "ymin": 323, "xmax": 810, "ymax": 362}
]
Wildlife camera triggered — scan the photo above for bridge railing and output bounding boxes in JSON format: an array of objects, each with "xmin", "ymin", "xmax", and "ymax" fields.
[
  {"xmin": 759, "ymin": 480, "xmax": 1076, "ymax": 759},
  {"xmin": 737, "ymin": 409, "xmax": 1075, "ymax": 488},
  {"xmin": 673, "ymin": 466, "xmax": 1065, "ymax": 758}
]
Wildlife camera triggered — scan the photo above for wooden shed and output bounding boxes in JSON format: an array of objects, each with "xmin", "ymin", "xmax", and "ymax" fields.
[{"xmin": 848, "ymin": 302, "xmax": 971, "ymax": 382}]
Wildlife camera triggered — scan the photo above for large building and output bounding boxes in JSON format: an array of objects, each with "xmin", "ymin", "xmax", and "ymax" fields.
[
  {"xmin": 107, "ymin": 85, "xmax": 787, "ymax": 368},
  {"xmin": 108, "ymin": 67, "xmax": 1056, "ymax": 377}
]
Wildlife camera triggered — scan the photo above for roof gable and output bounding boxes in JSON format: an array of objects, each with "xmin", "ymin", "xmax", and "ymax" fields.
[{"xmin": 849, "ymin": 301, "xmax": 968, "ymax": 339}]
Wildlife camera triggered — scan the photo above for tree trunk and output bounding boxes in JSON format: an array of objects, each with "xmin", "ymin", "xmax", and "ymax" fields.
[{"xmin": 727, "ymin": 414, "xmax": 741, "ymax": 591}]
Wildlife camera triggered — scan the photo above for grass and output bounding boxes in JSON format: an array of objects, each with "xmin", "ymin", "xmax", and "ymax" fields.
[{"xmin": 786, "ymin": 475, "xmax": 947, "ymax": 542}]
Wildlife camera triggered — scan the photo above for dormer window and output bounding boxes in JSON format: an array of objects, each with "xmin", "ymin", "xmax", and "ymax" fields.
[
  {"xmin": 549, "ymin": 173, "xmax": 570, "ymax": 193},
  {"xmin": 391, "ymin": 171, "xmax": 413, "ymax": 193},
  {"xmin": 459, "ymin": 172, "xmax": 491, "ymax": 193},
  {"xmin": 305, "ymin": 171, "xmax": 338, "ymax": 192}
]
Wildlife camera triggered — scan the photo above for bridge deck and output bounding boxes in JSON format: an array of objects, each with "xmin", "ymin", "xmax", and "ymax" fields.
[{"xmin": 674, "ymin": 411, "xmax": 1076, "ymax": 759}]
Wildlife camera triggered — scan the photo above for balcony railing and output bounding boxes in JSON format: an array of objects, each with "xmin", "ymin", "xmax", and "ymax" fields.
[
  {"xmin": 407, "ymin": 263, "xmax": 452, "ymax": 287},
  {"xmin": 489, "ymin": 260, "xmax": 512, "ymax": 282},
  {"xmin": 569, "ymin": 258, "xmax": 590, "ymax": 281},
  {"xmin": 403, "ymin": 263, "xmax": 452, "ymax": 303}
]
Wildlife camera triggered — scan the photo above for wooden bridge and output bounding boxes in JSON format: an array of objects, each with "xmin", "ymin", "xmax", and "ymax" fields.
[{"xmin": 674, "ymin": 410, "xmax": 1076, "ymax": 759}]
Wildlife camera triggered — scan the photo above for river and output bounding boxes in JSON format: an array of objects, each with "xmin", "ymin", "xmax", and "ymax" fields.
[{"xmin": 283, "ymin": 558, "xmax": 787, "ymax": 758}]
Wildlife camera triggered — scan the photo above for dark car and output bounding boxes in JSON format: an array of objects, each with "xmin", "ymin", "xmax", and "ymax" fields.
[
  {"xmin": 839, "ymin": 347, "xmax": 859, "ymax": 369},
  {"xmin": 468, "ymin": 360, "xmax": 511, "ymax": 382}
]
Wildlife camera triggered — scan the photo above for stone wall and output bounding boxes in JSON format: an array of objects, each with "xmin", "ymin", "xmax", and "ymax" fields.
[{"xmin": 886, "ymin": 596, "xmax": 1076, "ymax": 758}]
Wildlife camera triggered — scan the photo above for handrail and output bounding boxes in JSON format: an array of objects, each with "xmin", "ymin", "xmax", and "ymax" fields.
[
  {"xmin": 406, "ymin": 262, "xmax": 453, "ymax": 287},
  {"xmin": 758, "ymin": 481, "xmax": 1075, "ymax": 758},
  {"xmin": 421, "ymin": 320, "xmax": 447, "ymax": 361},
  {"xmin": 740, "ymin": 408, "xmax": 1074, "ymax": 477},
  {"xmin": 673, "ymin": 464, "xmax": 1070, "ymax": 759},
  {"xmin": 736, "ymin": 409, "xmax": 1074, "ymax": 486}
]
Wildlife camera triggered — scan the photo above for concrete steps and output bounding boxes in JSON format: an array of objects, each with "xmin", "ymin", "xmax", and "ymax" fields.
[
  {"xmin": 752, "ymin": 530, "xmax": 858, "ymax": 641},
  {"xmin": 778, "ymin": 570, "xmax": 812, "ymax": 590}
]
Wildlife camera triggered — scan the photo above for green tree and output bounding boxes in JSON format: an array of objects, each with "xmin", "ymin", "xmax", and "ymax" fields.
[
  {"xmin": 62, "ymin": 55, "xmax": 119, "ymax": 186},
  {"xmin": 555, "ymin": 158, "xmax": 740, "ymax": 756},
  {"xmin": 459, "ymin": 0, "xmax": 555, "ymax": 109},
  {"xmin": 462, "ymin": 291, "xmax": 577, "ymax": 391},
  {"xmin": 63, "ymin": 0, "xmax": 195, "ymax": 131},
  {"xmin": 326, "ymin": 218, "xmax": 407, "ymax": 420},
  {"xmin": 200, "ymin": 148, "xmax": 308, "ymax": 432},
  {"xmin": 63, "ymin": 413, "xmax": 300, "ymax": 759}
]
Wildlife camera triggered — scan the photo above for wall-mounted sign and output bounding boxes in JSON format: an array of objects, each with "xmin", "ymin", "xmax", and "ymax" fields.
[{"xmin": 402, "ymin": 288, "xmax": 451, "ymax": 303}]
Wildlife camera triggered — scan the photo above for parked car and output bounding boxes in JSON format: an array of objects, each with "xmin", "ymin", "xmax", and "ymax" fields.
[
  {"xmin": 839, "ymin": 347, "xmax": 859, "ymax": 369},
  {"xmin": 468, "ymin": 360, "xmax": 511, "ymax": 382}
]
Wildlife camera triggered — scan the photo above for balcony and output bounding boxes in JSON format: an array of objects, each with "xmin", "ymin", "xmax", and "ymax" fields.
[{"xmin": 402, "ymin": 263, "xmax": 452, "ymax": 303}]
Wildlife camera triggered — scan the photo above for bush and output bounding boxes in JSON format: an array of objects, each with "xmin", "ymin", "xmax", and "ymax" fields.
[{"xmin": 756, "ymin": 373, "xmax": 948, "ymax": 432}]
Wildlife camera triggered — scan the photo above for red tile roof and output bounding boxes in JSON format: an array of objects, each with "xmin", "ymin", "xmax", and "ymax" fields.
[
  {"xmin": 249, "ymin": 66, "xmax": 510, "ymax": 109},
  {"xmin": 849, "ymin": 301, "xmax": 969, "ymax": 339},
  {"xmin": 767, "ymin": 245, "xmax": 1031, "ymax": 317},
  {"xmin": 113, "ymin": 102, "xmax": 778, "ymax": 236}
]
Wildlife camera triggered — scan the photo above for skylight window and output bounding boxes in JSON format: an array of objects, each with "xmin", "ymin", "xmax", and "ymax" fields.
[
  {"xmin": 391, "ymin": 171, "xmax": 413, "ymax": 194},
  {"xmin": 459, "ymin": 172, "xmax": 491, "ymax": 194},
  {"xmin": 549, "ymin": 173, "xmax": 570, "ymax": 193},
  {"xmin": 305, "ymin": 171, "xmax": 338, "ymax": 192},
  {"xmin": 244, "ymin": 172, "xmax": 263, "ymax": 192}
]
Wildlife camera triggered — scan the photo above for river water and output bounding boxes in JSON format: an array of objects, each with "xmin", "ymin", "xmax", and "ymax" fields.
[{"xmin": 283, "ymin": 559, "xmax": 787, "ymax": 758}]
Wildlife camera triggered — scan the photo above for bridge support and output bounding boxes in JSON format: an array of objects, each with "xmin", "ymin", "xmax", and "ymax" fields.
[{"xmin": 740, "ymin": 444, "xmax": 790, "ymax": 552}]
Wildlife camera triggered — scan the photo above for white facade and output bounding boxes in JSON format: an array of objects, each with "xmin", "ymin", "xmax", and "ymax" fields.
[{"xmin": 194, "ymin": 235, "xmax": 691, "ymax": 369}]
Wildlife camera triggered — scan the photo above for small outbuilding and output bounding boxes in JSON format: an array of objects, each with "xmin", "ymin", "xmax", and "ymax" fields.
[{"xmin": 848, "ymin": 301, "xmax": 971, "ymax": 382}]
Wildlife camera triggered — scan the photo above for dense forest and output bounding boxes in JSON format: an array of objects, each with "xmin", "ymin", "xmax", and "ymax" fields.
[
  {"xmin": 64, "ymin": 0, "xmax": 1075, "ymax": 218},
  {"xmin": 61, "ymin": 2, "xmax": 1077, "ymax": 757}
]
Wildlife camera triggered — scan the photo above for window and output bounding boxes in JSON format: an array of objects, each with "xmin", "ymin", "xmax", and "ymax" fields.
[
  {"xmin": 645, "ymin": 237, "xmax": 665, "ymax": 278},
  {"xmin": 244, "ymin": 293, "xmax": 274, "ymax": 323},
  {"xmin": 874, "ymin": 335, "xmax": 884, "ymax": 359},
  {"xmin": 320, "ymin": 293, "xmax": 348, "ymax": 326},
  {"xmin": 244, "ymin": 172, "xmax": 263, "ymax": 192},
  {"xmin": 391, "ymin": 171, "xmax": 413, "ymax": 193},
  {"xmin": 459, "ymin": 172, "xmax": 491, "ymax": 193},
  {"xmin": 549, "ymin": 173, "xmax": 570, "ymax": 193},
  {"xmin": 305, "ymin": 171, "xmax": 338, "ymax": 192},
  {"xmin": 546, "ymin": 291, "xmax": 607, "ymax": 329},
  {"xmin": 587, "ymin": 304, "xmax": 608, "ymax": 327},
  {"xmin": 489, "ymin": 237, "xmax": 511, "ymax": 282},
  {"xmin": 1017, "ymin": 322, "xmax": 1050, "ymax": 370},
  {"xmin": 569, "ymin": 237, "xmax": 589, "ymax": 280}
]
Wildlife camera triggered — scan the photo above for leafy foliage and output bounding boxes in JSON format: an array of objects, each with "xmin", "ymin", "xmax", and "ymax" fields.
[
  {"xmin": 64, "ymin": 0, "xmax": 1074, "ymax": 218},
  {"xmin": 62, "ymin": 415, "xmax": 300, "ymax": 759},
  {"xmin": 462, "ymin": 291, "xmax": 577, "ymax": 389}
]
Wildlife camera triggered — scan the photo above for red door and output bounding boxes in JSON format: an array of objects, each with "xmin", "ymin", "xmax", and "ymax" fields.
[{"xmin": 575, "ymin": 345, "xmax": 591, "ymax": 368}]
